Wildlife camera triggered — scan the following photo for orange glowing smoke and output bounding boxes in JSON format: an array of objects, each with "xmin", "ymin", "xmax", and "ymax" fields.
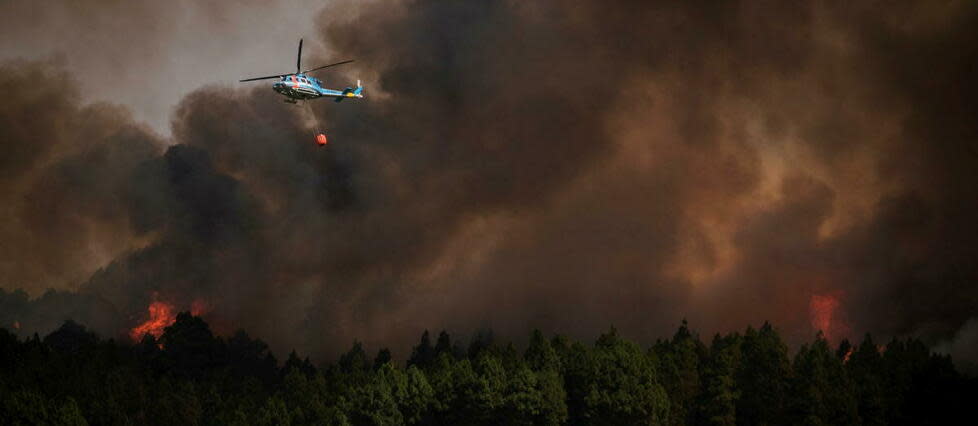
[
  {"xmin": 810, "ymin": 293, "xmax": 839, "ymax": 334},
  {"xmin": 129, "ymin": 301, "xmax": 177, "ymax": 341},
  {"xmin": 809, "ymin": 292, "xmax": 849, "ymax": 341},
  {"xmin": 190, "ymin": 298, "xmax": 209, "ymax": 316}
]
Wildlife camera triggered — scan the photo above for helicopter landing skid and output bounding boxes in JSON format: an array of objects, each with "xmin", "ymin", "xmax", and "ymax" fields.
[{"xmin": 284, "ymin": 98, "xmax": 299, "ymax": 104}]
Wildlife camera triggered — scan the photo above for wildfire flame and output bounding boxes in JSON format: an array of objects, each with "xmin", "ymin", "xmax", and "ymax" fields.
[
  {"xmin": 129, "ymin": 298, "xmax": 210, "ymax": 342},
  {"xmin": 13, "ymin": 321, "xmax": 20, "ymax": 330},
  {"xmin": 129, "ymin": 301, "xmax": 177, "ymax": 341},
  {"xmin": 843, "ymin": 345, "xmax": 886, "ymax": 363}
]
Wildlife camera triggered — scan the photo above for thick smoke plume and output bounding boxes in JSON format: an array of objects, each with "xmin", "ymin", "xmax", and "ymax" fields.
[{"xmin": 2, "ymin": 0, "xmax": 977, "ymax": 365}]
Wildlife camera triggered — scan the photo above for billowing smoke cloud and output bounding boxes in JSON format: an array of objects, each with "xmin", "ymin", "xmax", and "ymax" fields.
[
  {"xmin": 1, "ymin": 0, "xmax": 977, "ymax": 365},
  {"xmin": 0, "ymin": 60, "xmax": 162, "ymax": 298}
]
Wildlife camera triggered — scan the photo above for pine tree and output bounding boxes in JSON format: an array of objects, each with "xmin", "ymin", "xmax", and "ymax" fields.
[
  {"xmin": 391, "ymin": 365, "xmax": 433, "ymax": 424},
  {"xmin": 846, "ymin": 334, "xmax": 885, "ymax": 426},
  {"xmin": 787, "ymin": 332, "xmax": 858, "ymax": 425},
  {"xmin": 525, "ymin": 329, "xmax": 559, "ymax": 371},
  {"xmin": 374, "ymin": 348, "xmax": 392, "ymax": 370},
  {"xmin": 697, "ymin": 334, "xmax": 742, "ymax": 426},
  {"xmin": 338, "ymin": 341, "xmax": 370, "ymax": 374},
  {"xmin": 408, "ymin": 330, "xmax": 435, "ymax": 369},
  {"xmin": 736, "ymin": 323, "xmax": 790, "ymax": 426},
  {"xmin": 434, "ymin": 330, "xmax": 453, "ymax": 359},
  {"xmin": 655, "ymin": 320, "xmax": 704, "ymax": 426},
  {"xmin": 582, "ymin": 327, "xmax": 669, "ymax": 425},
  {"xmin": 553, "ymin": 336, "xmax": 591, "ymax": 424},
  {"xmin": 344, "ymin": 363, "xmax": 403, "ymax": 426}
]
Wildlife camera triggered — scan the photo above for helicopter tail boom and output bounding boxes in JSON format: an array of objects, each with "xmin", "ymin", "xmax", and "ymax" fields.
[{"xmin": 333, "ymin": 80, "xmax": 364, "ymax": 103}]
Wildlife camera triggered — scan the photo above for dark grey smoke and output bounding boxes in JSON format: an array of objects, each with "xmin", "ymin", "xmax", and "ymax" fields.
[{"xmin": 1, "ymin": 1, "xmax": 977, "ymax": 366}]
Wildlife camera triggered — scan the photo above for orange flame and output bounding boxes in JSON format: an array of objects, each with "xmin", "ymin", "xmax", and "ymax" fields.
[
  {"xmin": 843, "ymin": 347, "xmax": 854, "ymax": 363},
  {"xmin": 13, "ymin": 321, "xmax": 20, "ymax": 329},
  {"xmin": 129, "ymin": 301, "xmax": 177, "ymax": 341}
]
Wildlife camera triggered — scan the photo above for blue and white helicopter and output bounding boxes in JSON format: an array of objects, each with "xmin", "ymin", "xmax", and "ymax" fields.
[{"xmin": 239, "ymin": 39, "xmax": 363, "ymax": 104}]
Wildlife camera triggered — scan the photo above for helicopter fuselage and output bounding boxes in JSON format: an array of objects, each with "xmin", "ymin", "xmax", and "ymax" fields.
[{"xmin": 272, "ymin": 74, "xmax": 363, "ymax": 103}]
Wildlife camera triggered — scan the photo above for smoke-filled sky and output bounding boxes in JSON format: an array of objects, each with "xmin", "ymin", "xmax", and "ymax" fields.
[{"xmin": 2, "ymin": 0, "xmax": 977, "ymax": 367}]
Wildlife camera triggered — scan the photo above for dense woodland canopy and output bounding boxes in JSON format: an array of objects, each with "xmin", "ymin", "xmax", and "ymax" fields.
[{"xmin": 1, "ymin": 315, "xmax": 974, "ymax": 425}]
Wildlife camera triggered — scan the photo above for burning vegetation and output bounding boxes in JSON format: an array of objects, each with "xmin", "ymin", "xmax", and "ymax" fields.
[
  {"xmin": 129, "ymin": 298, "xmax": 209, "ymax": 342},
  {"xmin": 129, "ymin": 301, "xmax": 176, "ymax": 341}
]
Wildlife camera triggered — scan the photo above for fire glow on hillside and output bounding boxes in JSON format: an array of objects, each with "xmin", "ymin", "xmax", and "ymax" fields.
[
  {"xmin": 129, "ymin": 301, "xmax": 176, "ymax": 341},
  {"xmin": 129, "ymin": 298, "xmax": 208, "ymax": 341}
]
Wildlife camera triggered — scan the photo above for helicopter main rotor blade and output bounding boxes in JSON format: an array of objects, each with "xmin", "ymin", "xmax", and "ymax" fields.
[
  {"xmin": 239, "ymin": 73, "xmax": 290, "ymax": 82},
  {"xmin": 302, "ymin": 59, "xmax": 355, "ymax": 74},
  {"xmin": 297, "ymin": 38, "xmax": 303, "ymax": 74}
]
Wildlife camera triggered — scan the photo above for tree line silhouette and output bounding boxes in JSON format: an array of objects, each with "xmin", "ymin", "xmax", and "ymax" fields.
[{"xmin": 1, "ymin": 313, "xmax": 974, "ymax": 425}]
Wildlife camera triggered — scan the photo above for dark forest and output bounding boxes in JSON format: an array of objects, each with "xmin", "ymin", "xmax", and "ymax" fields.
[{"xmin": 2, "ymin": 316, "xmax": 973, "ymax": 425}]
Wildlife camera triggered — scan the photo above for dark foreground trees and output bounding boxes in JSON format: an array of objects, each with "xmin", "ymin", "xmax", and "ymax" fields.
[{"xmin": 0, "ymin": 315, "xmax": 974, "ymax": 425}]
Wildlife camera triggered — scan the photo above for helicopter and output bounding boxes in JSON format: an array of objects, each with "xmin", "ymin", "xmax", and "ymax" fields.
[{"xmin": 239, "ymin": 39, "xmax": 363, "ymax": 104}]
